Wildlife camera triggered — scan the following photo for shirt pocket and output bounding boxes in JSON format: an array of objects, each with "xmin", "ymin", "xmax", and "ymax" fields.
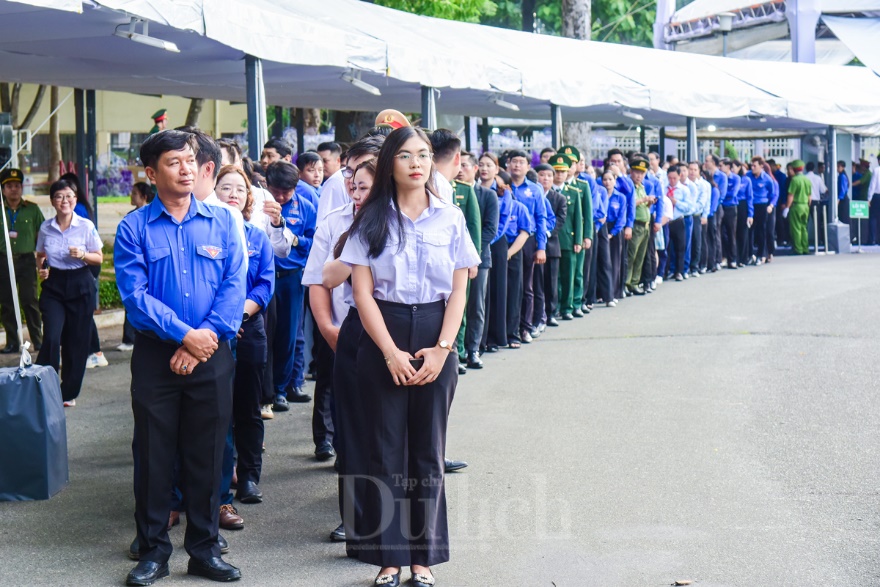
[
  {"xmin": 195, "ymin": 244, "xmax": 228, "ymax": 287},
  {"xmin": 421, "ymin": 229, "xmax": 454, "ymax": 286}
]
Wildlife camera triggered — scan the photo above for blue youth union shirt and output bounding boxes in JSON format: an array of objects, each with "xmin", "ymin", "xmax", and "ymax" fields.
[
  {"xmin": 275, "ymin": 192, "xmax": 317, "ymax": 271},
  {"xmin": 114, "ymin": 196, "xmax": 247, "ymax": 343}
]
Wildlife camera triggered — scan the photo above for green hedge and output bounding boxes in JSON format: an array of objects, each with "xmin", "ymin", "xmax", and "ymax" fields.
[{"xmin": 99, "ymin": 278, "xmax": 122, "ymax": 309}]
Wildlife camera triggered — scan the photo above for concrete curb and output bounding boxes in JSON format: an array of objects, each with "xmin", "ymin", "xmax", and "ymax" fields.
[{"xmin": 1, "ymin": 308, "xmax": 125, "ymax": 348}]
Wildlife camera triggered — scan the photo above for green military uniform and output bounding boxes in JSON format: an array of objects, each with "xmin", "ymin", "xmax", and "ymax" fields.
[
  {"xmin": 787, "ymin": 160, "xmax": 812, "ymax": 255},
  {"xmin": 558, "ymin": 146, "xmax": 593, "ymax": 312},
  {"xmin": 549, "ymin": 155, "xmax": 583, "ymax": 316},
  {"xmin": 625, "ymin": 160, "xmax": 651, "ymax": 293},
  {"xmin": 0, "ymin": 168, "xmax": 44, "ymax": 349},
  {"xmin": 453, "ymin": 179, "xmax": 482, "ymax": 360},
  {"xmin": 149, "ymin": 108, "xmax": 167, "ymax": 135}
]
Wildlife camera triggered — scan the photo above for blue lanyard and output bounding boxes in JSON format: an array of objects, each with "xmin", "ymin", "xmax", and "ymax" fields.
[{"xmin": 6, "ymin": 207, "xmax": 19, "ymax": 229}]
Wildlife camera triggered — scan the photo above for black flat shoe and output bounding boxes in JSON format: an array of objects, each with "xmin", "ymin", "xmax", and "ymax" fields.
[
  {"xmin": 485, "ymin": 345, "xmax": 499, "ymax": 353},
  {"xmin": 457, "ymin": 364, "xmax": 466, "ymax": 375},
  {"xmin": 126, "ymin": 561, "xmax": 169, "ymax": 586},
  {"xmin": 187, "ymin": 556, "xmax": 241, "ymax": 582},
  {"xmin": 374, "ymin": 570, "xmax": 400, "ymax": 586},
  {"xmin": 315, "ymin": 443, "xmax": 336, "ymax": 462},
  {"xmin": 572, "ymin": 308, "xmax": 584, "ymax": 318},
  {"xmin": 444, "ymin": 458, "xmax": 468, "ymax": 472},
  {"xmin": 412, "ymin": 571, "xmax": 436, "ymax": 586},
  {"xmin": 0, "ymin": 344, "xmax": 19, "ymax": 354},
  {"xmin": 466, "ymin": 351, "xmax": 483, "ymax": 369},
  {"xmin": 288, "ymin": 387, "xmax": 312, "ymax": 403},
  {"xmin": 236, "ymin": 480, "xmax": 263, "ymax": 504},
  {"xmin": 547, "ymin": 316, "xmax": 559, "ymax": 327},
  {"xmin": 330, "ymin": 523, "xmax": 346, "ymax": 542},
  {"xmin": 562, "ymin": 312, "xmax": 573, "ymax": 320}
]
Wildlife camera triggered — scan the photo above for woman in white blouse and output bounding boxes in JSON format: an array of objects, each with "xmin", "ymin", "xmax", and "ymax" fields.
[{"xmin": 35, "ymin": 179, "xmax": 103, "ymax": 407}]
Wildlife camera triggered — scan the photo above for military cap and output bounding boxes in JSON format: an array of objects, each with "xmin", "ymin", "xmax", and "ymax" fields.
[
  {"xmin": 558, "ymin": 145, "xmax": 581, "ymax": 162},
  {"xmin": 630, "ymin": 159, "xmax": 648, "ymax": 173},
  {"xmin": 375, "ymin": 109, "xmax": 411, "ymax": 130},
  {"xmin": 0, "ymin": 168, "xmax": 23, "ymax": 185},
  {"xmin": 151, "ymin": 109, "xmax": 168, "ymax": 122},
  {"xmin": 791, "ymin": 159, "xmax": 805, "ymax": 171},
  {"xmin": 549, "ymin": 154, "xmax": 571, "ymax": 171}
]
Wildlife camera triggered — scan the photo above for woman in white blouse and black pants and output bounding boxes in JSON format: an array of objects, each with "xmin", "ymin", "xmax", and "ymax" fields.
[
  {"xmin": 340, "ymin": 127, "xmax": 480, "ymax": 587},
  {"xmin": 36, "ymin": 179, "xmax": 103, "ymax": 406}
]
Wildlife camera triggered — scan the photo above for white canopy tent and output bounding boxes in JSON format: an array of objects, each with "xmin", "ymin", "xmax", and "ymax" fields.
[{"xmin": 822, "ymin": 16, "xmax": 880, "ymax": 75}]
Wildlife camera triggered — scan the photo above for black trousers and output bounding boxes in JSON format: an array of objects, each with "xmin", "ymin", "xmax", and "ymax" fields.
[
  {"xmin": 713, "ymin": 211, "xmax": 724, "ymax": 266},
  {"xmin": 543, "ymin": 256, "xmax": 560, "ymax": 319},
  {"xmin": 668, "ymin": 218, "xmax": 687, "ymax": 276},
  {"xmin": 123, "ymin": 312, "xmax": 137, "ymax": 345},
  {"xmin": 0, "ymin": 253, "xmax": 42, "ymax": 347},
  {"xmin": 260, "ymin": 295, "xmax": 277, "ymax": 405},
  {"xmin": 131, "ymin": 335, "xmax": 233, "ymax": 563},
  {"xmin": 485, "ymin": 238, "xmax": 508, "ymax": 349},
  {"xmin": 588, "ymin": 224, "xmax": 612, "ymax": 304},
  {"xmin": 689, "ymin": 215, "xmax": 702, "ymax": 274},
  {"xmin": 357, "ymin": 300, "xmax": 455, "ymax": 568},
  {"xmin": 334, "ymin": 308, "xmax": 367, "ymax": 558},
  {"xmin": 519, "ymin": 235, "xmax": 537, "ymax": 334},
  {"xmin": 532, "ymin": 260, "xmax": 546, "ymax": 327},
  {"xmin": 234, "ymin": 314, "xmax": 266, "ymax": 486},
  {"xmin": 465, "ymin": 267, "xmax": 489, "ymax": 353},
  {"xmin": 721, "ymin": 205, "xmax": 738, "ymax": 264},
  {"xmin": 737, "ymin": 200, "xmax": 752, "ymax": 263},
  {"xmin": 753, "ymin": 204, "xmax": 770, "ymax": 259},
  {"xmin": 311, "ymin": 323, "xmax": 335, "ymax": 449},
  {"xmin": 703, "ymin": 215, "xmax": 716, "ymax": 269},
  {"xmin": 506, "ymin": 248, "xmax": 524, "ymax": 345},
  {"xmin": 609, "ymin": 232, "xmax": 624, "ymax": 299},
  {"xmin": 36, "ymin": 266, "xmax": 95, "ymax": 402}
]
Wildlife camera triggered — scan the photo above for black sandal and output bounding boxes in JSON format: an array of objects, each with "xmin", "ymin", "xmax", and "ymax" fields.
[{"xmin": 507, "ymin": 341, "xmax": 521, "ymax": 349}]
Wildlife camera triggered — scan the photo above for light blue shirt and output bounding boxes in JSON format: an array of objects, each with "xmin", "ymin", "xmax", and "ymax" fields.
[
  {"xmin": 114, "ymin": 196, "xmax": 246, "ymax": 343},
  {"xmin": 37, "ymin": 213, "xmax": 103, "ymax": 270},
  {"xmin": 340, "ymin": 195, "xmax": 481, "ymax": 304}
]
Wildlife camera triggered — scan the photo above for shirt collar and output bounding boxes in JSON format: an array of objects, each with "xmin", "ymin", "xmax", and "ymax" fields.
[
  {"xmin": 147, "ymin": 194, "xmax": 214, "ymax": 224},
  {"xmin": 49, "ymin": 211, "xmax": 83, "ymax": 232}
]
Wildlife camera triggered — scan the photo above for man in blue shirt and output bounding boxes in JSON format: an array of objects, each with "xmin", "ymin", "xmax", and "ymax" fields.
[
  {"xmin": 705, "ymin": 154, "xmax": 727, "ymax": 271},
  {"xmin": 837, "ymin": 160, "xmax": 850, "ymax": 223},
  {"xmin": 746, "ymin": 156, "xmax": 777, "ymax": 264},
  {"xmin": 115, "ymin": 130, "xmax": 246, "ymax": 585},
  {"xmin": 506, "ymin": 149, "xmax": 546, "ymax": 344},
  {"xmin": 265, "ymin": 161, "xmax": 316, "ymax": 412}
]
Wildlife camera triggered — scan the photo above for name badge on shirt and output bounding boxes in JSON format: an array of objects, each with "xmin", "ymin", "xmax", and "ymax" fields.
[{"xmin": 8, "ymin": 231, "xmax": 17, "ymax": 239}]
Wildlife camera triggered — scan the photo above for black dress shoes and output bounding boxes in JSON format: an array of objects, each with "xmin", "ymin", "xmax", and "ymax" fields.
[
  {"xmin": 126, "ymin": 561, "xmax": 169, "ymax": 586},
  {"xmin": 236, "ymin": 480, "xmax": 263, "ymax": 504},
  {"xmin": 547, "ymin": 316, "xmax": 559, "ymax": 327},
  {"xmin": 374, "ymin": 570, "xmax": 401, "ymax": 586},
  {"xmin": 315, "ymin": 443, "xmax": 336, "ymax": 462},
  {"xmin": 0, "ymin": 344, "xmax": 19, "ymax": 354},
  {"xmin": 457, "ymin": 364, "xmax": 466, "ymax": 375},
  {"xmin": 187, "ymin": 556, "xmax": 241, "ymax": 582},
  {"xmin": 288, "ymin": 387, "xmax": 312, "ymax": 403},
  {"xmin": 572, "ymin": 308, "xmax": 584, "ymax": 318},
  {"xmin": 444, "ymin": 458, "xmax": 468, "ymax": 472},
  {"xmin": 562, "ymin": 312, "xmax": 573, "ymax": 320},
  {"xmin": 329, "ymin": 522, "xmax": 346, "ymax": 542},
  {"xmin": 485, "ymin": 345, "xmax": 499, "ymax": 353},
  {"xmin": 466, "ymin": 351, "xmax": 483, "ymax": 369},
  {"xmin": 129, "ymin": 535, "xmax": 229, "ymax": 561}
]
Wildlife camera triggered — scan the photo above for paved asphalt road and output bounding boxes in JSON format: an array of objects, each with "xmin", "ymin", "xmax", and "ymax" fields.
[{"xmin": 2, "ymin": 253, "xmax": 880, "ymax": 587}]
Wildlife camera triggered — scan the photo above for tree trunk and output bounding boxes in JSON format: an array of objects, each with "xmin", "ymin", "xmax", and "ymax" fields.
[
  {"xmin": 9, "ymin": 83, "xmax": 21, "ymax": 127},
  {"xmin": 561, "ymin": 0, "xmax": 592, "ymax": 154},
  {"xmin": 18, "ymin": 85, "xmax": 46, "ymax": 130},
  {"xmin": 48, "ymin": 86, "xmax": 62, "ymax": 183},
  {"xmin": 334, "ymin": 110, "xmax": 378, "ymax": 144},
  {"xmin": 522, "ymin": 0, "xmax": 536, "ymax": 32},
  {"xmin": 0, "ymin": 83, "xmax": 10, "ymax": 113},
  {"xmin": 185, "ymin": 98, "xmax": 204, "ymax": 127}
]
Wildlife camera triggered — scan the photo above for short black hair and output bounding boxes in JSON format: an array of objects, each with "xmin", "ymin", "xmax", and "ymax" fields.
[
  {"xmin": 139, "ymin": 130, "xmax": 197, "ymax": 170},
  {"xmin": 296, "ymin": 151, "xmax": 322, "ymax": 169},
  {"xmin": 666, "ymin": 166, "xmax": 680, "ymax": 175},
  {"xmin": 317, "ymin": 141, "xmax": 341, "ymax": 155},
  {"xmin": 176, "ymin": 126, "xmax": 222, "ymax": 179},
  {"xmin": 837, "ymin": 160, "xmax": 846, "ymax": 167},
  {"xmin": 265, "ymin": 160, "xmax": 299, "ymax": 191},
  {"xmin": 346, "ymin": 135, "xmax": 385, "ymax": 162},
  {"xmin": 534, "ymin": 163, "xmax": 553, "ymax": 173},
  {"xmin": 217, "ymin": 138, "xmax": 242, "ymax": 163},
  {"xmin": 508, "ymin": 149, "xmax": 529, "ymax": 161},
  {"xmin": 666, "ymin": 155, "xmax": 677, "ymax": 164},
  {"xmin": 720, "ymin": 157, "xmax": 732, "ymax": 167},
  {"xmin": 806, "ymin": 161, "xmax": 816, "ymax": 172},
  {"xmin": 429, "ymin": 129, "xmax": 461, "ymax": 164},
  {"xmin": 707, "ymin": 154, "xmax": 721, "ymax": 166},
  {"xmin": 460, "ymin": 150, "xmax": 478, "ymax": 166},
  {"xmin": 607, "ymin": 148, "xmax": 624, "ymax": 159},
  {"xmin": 361, "ymin": 126, "xmax": 393, "ymax": 139},
  {"xmin": 540, "ymin": 147, "xmax": 556, "ymax": 156},
  {"xmin": 263, "ymin": 137, "xmax": 293, "ymax": 159}
]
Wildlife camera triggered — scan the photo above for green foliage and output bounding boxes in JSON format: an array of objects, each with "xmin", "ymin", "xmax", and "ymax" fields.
[
  {"xmin": 591, "ymin": 0, "xmax": 655, "ymax": 46},
  {"xmin": 375, "ymin": 0, "xmax": 497, "ymax": 22},
  {"xmin": 99, "ymin": 278, "xmax": 122, "ymax": 310}
]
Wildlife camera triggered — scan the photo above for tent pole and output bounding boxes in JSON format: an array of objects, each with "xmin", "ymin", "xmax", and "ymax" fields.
[
  {"xmin": 295, "ymin": 109, "xmax": 305, "ymax": 156},
  {"xmin": 245, "ymin": 55, "xmax": 267, "ymax": 161},
  {"xmin": 421, "ymin": 86, "xmax": 437, "ymax": 130},
  {"xmin": 86, "ymin": 89, "xmax": 97, "ymax": 228},
  {"xmin": 640, "ymin": 125, "xmax": 647, "ymax": 153},
  {"xmin": 464, "ymin": 116, "xmax": 471, "ymax": 152},
  {"xmin": 550, "ymin": 103, "xmax": 562, "ymax": 149},
  {"xmin": 480, "ymin": 117, "xmax": 490, "ymax": 154},
  {"xmin": 686, "ymin": 117, "xmax": 697, "ymax": 162},
  {"xmin": 74, "ymin": 89, "xmax": 85, "ymax": 184},
  {"xmin": 658, "ymin": 127, "xmax": 666, "ymax": 160},
  {"xmin": 827, "ymin": 125, "xmax": 837, "ymax": 222}
]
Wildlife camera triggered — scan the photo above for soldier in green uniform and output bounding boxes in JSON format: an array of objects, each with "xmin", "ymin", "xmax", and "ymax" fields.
[
  {"xmin": 559, "ymin": 146, "xmax": 593, "ymax": 317},
  {"xmin": 428, "ymin": 130, "xmax": 480, "ymax": 372},
  {"xmin": 784, "ymin": 159, "xmax": 812, "ymax": 255},
  {"xmin": 149, "ymin": 109, "xmax": 168, "ymax": 134},
  {"xmin": 548, "ymin": 155, "xmax": 583, "ymax": 320},
  {"xmin": 625, "ymin": 159, "xmax": 653, "ymax": 295},
  {"xmin": 0, "ymin": 168, "xmax": 44, "ymax": 353}
]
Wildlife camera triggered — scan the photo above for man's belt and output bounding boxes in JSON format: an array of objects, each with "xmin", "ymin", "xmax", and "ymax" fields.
[{"xmin": 276, "ymin": 268, "xmax": 303, "ymax": 279}]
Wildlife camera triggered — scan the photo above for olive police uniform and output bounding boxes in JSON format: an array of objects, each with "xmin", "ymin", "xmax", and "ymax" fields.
[
  {"xmin": 452, "ymin": 180, "xmax": 482, "ymax": 360},
  {"xmin": 549, "ymin": 155, "xmax": 583, "ymax": 318},
  {"xmin": 558, "ymin": 146, "xmax": 593, "ymax": 314}
]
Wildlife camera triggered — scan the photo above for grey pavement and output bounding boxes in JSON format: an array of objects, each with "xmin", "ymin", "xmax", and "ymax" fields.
[{"xmin": 2, "ymin": 253, "xmax": 880, "ymax": 587}]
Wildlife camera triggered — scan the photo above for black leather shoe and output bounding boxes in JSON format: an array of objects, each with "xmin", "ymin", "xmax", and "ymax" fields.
[
  {"xmin": 412, "ymin": 571, "xmax": 436, "ymax": 587},
  {"xmin": 126, "ymin": 561, "xmax": 169, "ymax": 586},
  {"xmin": 272, "ymin": 394, "xmax": 289, "ymax": 412},
  {"xmin": 315, "ymin": 443, "xmax": 336, "ymax": 462},
  {"xmin": 288, "ymin": 387, "xmax": 312, "ymax": 403},
  {"xmin": 572, "ymin": 308, "xmax": 584, "ymax": 318},
  {"xmin": 444, "ymin": 458, "xmax": 468, "ymax": 472},
  {"xmin": 128, "ymin": 537, "xmax": 139, "ymax": 561},
  {"xmin": 330, "ymin": 523, "xmax": 346, "ymax": 542},
  {"xmin": 236, "ymin": 480, "xmax": 263, "ymax": 504},
  {"xmin": 547, "ymin": 316, "xmax": 559, "ymax": 327},
  {"xmin": 458, "ymin": 364, "xmax": 466, "ymax": 375},
  {"xmin": 562, "ymin": 313, "xmax": 573, "ymax": 321},
  {"xmin": 187, "ymin": 556, "xmax": 241, "ymax": 582},
  {"xmin": 218, "ymin": 534, "xmax": 229, "ymax": 554},
  {"xmin": 485, "ymin": 345, "xmax": 499, "ymax": 353},
  {"xmin": 466, "ymin": 351, "xmax": 483, "ymax": 369},
  {"xmin": 0, "ymin": 344, "xmax": 19, "ymax": 354}
]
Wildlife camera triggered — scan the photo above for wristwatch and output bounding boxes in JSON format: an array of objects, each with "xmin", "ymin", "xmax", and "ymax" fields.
[
  {"xmin": 438, "ymin": 340, "xmax": 451, "ymax": 352},
  {"xmin": 242, "ymin": 312, "xmax": 251, "ymax": 323}
]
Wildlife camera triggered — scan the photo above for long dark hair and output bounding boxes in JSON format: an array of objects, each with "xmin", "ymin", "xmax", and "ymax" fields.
[
  {"xmin": 346, "ymin": 126, "xmax": 437, "ymax": 258},
  {"xmin": 333, "ymin": 157, "xmax": 377, "ymax": 260}
]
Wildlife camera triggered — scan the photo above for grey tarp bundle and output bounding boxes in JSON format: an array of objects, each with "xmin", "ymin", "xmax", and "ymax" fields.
[{"xmin": 0, "ymin": 364, "xmax": 68, "ymax": 501}]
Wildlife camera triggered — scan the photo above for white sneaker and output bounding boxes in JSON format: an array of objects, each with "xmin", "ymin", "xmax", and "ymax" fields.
[
  {"xmin": 654, "ymin": 276, "xmax": 663, "ymax": 286},
  {"xmin": 260, "ymin": 404, "xmax": 274, "ymax": 420},
  {"xmin": 86, "ymin": 353, "xmax": 109, "ymax": 369},
  {"xmin": 116, "ymin": 343, "xmax": 134, "ymax": 352},
  {"xmin": 63, "ymin": 399, "xmax": 76, "ymax": 407}
]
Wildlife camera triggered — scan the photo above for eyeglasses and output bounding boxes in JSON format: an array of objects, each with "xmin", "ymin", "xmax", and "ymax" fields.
[
  {"xmin": 51, "ymin": 194, "xmax": 76, "ymax": 201},
  {"xmin": 216, "ymin": 184, "xmax": 248, "ymax": 197},
  {"xmin": 395, "ymin": 153, "xmax": 432, "ymax": 163},
  {"xmin": 341, "ymin": 166, "xmax": 354, "ymax": 179}
]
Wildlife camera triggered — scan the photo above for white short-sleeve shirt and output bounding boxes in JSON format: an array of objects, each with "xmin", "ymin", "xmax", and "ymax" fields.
[{"xmin": 36, "ymin": 214, "xmax": 103, "ymax": 270}]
